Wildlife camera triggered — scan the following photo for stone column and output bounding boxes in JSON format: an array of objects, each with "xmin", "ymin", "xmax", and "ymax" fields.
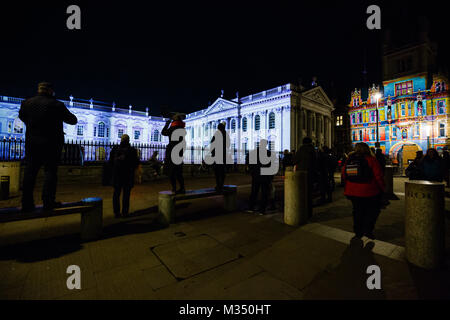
[
  {"xmin": 284, "ymin": 168, "xmax": 308, "ymax": 226},
  {"xmin": 405, "ymin": 181, "xmax": 445, "ymax": 269}
]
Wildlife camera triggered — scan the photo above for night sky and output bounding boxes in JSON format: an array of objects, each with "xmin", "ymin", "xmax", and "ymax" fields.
[{"xmin": 0, "ymin": 1, "xmax": 448, "ymax": 115}]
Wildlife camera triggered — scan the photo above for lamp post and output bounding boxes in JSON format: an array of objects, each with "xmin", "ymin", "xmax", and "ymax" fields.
[{"xmin": 374, "ymin": 92, "xmax": 382, "ymax": 148}]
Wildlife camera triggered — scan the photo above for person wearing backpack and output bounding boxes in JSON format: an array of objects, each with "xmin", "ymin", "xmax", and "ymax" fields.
[
  {"xmin": 342, "ymin": 142, "xmax": 384, "ymax": 239},
  {"xmin": 109, "ymin": 134, "xmax": 140, "ymax": 218}
]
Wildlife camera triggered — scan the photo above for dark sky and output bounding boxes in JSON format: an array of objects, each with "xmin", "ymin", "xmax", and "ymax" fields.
[{"xmin": 0, "ymin": 1, "xmax": 448, "ymax": 115}]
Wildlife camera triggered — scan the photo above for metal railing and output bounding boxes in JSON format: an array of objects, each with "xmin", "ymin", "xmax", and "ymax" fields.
[{"xmin": 0, "ymin": 138, "xmax": 283, "ymax": 165}]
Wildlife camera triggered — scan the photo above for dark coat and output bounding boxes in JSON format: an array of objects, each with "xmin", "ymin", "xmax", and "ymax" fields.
[
  {"xmin": 19, "ymin": 93, "xmax": 77, "ymax": 146},
  {"xmin": 161, "ymin": 120, "xmax": 186, "ymax": 166},
  {"xmin": 109, "ymin": 143, "xmax": 139, "ymax": 187},
  {"xmin": 210, "ymin": 128, "xmax": 229, "ymax": 165},
  {"xmin": 419, "ymin": 156, "xmax": 444, "ymax": 182}
]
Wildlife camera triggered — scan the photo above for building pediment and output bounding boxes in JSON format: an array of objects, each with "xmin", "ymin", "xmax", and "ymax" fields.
[
  {"xmin": 204, "ymin": 98, "xmax": 239, "ymax": 116},
  {"xmin": 302, "ymin": 86, "xmax": 334, "ymax": 110}
]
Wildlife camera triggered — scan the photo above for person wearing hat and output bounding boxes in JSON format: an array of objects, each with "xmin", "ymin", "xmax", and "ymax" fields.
[
  {"xmin": 162, "ymin": 113, "xmax": 186, "ymax": 193},
  {"xmin": 19, "ymin": 82, "xmax": 78, "ymax": 212},
  {"xmin": 109, "ymin": 134, "xmax": 140, "ymax": 218}
]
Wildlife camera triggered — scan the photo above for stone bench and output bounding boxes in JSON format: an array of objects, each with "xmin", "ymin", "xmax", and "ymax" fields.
[
  {"xmin": 0, "ymin": 197, "xmax": 103, "ymax": 241},
  {"xmin": 158, "ymin": 185, "xmax": 238, "ymax": 225}
]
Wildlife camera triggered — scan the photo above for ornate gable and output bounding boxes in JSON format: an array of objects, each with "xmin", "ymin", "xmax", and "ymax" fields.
[
  {"xmin": 302, "ymin": 86, "xmax": 334, "ymax": 108},
  {"xmin": 204, "ymin": 98, "xmax": 238, "ymax": 115}
]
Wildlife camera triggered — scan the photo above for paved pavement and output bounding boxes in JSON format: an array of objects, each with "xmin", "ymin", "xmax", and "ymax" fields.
[{"xmin": 0, "ymin": 173, "xmax": 449, "ymax": 299}]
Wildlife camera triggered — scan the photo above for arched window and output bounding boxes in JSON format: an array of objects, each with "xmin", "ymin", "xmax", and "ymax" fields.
[
  {"xmin": 152, "ymin": 129, "xmax": 160, "ymax": 142},
  {"xmin": 242, "ymin": 117, "xmax": 247, "ymax": 132},
  {"xmin": 255, "ymin": 115, "xmax": 260, "ymax": 131},
  {"xmin": 13, "ymin": 118, "xmax": 24, "ymax": 134},
  {"xmin": 231, "ymin": 119, "xmax": 236, "ymax": 133},
  {"xmin": 98, "ymin": 122, "xmax": 105, "ymax": 137},
  {"xmin": 269, "ymin": 112, "xmax": 275, "ymax": 129}
]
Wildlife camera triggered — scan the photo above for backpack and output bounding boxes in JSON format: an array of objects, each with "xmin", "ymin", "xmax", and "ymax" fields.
[{"xmin": 345, "ymin": 154, "xmax": 373, "ymax": 183}]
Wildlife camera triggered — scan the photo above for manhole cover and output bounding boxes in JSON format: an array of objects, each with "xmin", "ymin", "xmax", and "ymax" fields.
[{"xmin": 152, "ymin": 234, "xmax": 239, "ymax": 279}]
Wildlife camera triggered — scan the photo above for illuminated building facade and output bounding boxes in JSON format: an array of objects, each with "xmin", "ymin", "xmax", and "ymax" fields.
[
  {"xmin": 349, "ymin": 36, "xmax": 449, "ymax": 163},
  {"xmin": 0, "ymin": 83, "xmax": 334, "ymax": 161}
]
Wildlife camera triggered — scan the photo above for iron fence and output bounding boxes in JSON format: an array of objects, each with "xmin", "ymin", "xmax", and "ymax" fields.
[{"xmin": 0, "ymin": 138, "xmax": 283, "ymax": 165}]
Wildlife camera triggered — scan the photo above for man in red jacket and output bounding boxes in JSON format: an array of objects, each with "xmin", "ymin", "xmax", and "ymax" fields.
[{"xmin": 342, "ymin": 142, "xmax": 385, "ymax": 239}]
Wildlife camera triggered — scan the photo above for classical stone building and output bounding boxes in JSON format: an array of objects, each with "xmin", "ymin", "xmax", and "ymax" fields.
[{"xmin": 0, "ymin": 83, "xmax": 334, "ymax": 162}]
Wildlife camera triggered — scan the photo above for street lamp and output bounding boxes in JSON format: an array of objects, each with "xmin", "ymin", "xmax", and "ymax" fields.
[{"xmin": 374, "ymin": 92, "xmax": 382, "ymax": 148}]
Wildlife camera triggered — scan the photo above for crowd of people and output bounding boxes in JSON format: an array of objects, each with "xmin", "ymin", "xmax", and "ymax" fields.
[{"xmin": 17, "ymin": 82, "xmax": 449, "ymax": 239}]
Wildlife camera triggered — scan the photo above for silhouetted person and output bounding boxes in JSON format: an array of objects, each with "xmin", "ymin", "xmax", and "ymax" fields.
[
  {"xmin": 162, "ymin": 113, "xmax": 186, "ymax": 193},
  {"xmin": 210, "ymin": 122, "xmax": 229, "ymax": 192},
  {"xmin": 109, "ymin": 134, "xmax": 139, "ymax": 218},
  {"xmin": 405, "ymin": 150, "xmax": 423, "ymax": 180},
  {"xmin": 149, "ymin": 151, "xmax": 163, "ymax": 176},
  {"xmin": 19, "ymin": 82, "xmax": 77, "ymax": 212},
  {"xmin": 246, "ymin": 140, "xmax": 272, "ymax": 214},
  {"xmin": 419, "ymin": 148, "xmax": 444, "ymax": 182},
  {"xmin": 282, "ymin": 149, "xmax": 293, "ymax": 174},
  {"xmin": 375, "ymin": 148, "xmax": 386, "ymax": 173},
  {"xmin": 342, "ymin": 142, "xmax": 384, "ymax": 239},
  {"xmin": 319, "ymin": 146, "xmax": 337, "ymax": 203},
  {"xmin": 293, "ymin": 137, "xmax": 316, "ymax": 218}
]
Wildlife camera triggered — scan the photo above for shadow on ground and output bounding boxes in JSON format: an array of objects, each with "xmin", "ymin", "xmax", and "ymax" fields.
[{"xmin": 303, "ymin": 238, "xmax": 387, "ymax": 300}]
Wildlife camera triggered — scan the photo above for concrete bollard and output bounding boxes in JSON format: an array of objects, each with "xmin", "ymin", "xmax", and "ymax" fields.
[
  {"xmin": 384, "ymin": 165, "xmax": 395, "ymax": 198},
  {"xmin": 80, "ymin": 197, "xmax": 103, "ymax": 241},
  {"xmin": 224, "ymin": 191, "xmax": 237, "ymax": 212},
  {"xmin": 158, "ymin": 192, "xmax": 175, "ymax": 226},
  {"xmin": 284, "ymin": 168, "xmax": 308, "ymax": 226},
  {"xmin": 405, "ymin": 181, "xmax": 445, "ymax": 269}
]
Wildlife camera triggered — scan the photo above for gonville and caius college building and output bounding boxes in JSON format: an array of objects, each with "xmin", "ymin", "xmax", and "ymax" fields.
[
  {"xmin": 0, "ymin": 83, "xmax": 334, "ymax": 163},
  {"xmin": 349, "ymin": 36, "xmax": 449, "ymax": 166}
]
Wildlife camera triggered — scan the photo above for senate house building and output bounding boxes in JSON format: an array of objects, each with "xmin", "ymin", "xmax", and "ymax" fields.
[{"xmin": 0, "ymin": 83, "xmax": 334, "ymax": 163}]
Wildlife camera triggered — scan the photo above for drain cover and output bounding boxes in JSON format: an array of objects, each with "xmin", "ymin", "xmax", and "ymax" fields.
[{"xmin": 152, "ymin": 234, "xmax": 239, "ymax": 279}]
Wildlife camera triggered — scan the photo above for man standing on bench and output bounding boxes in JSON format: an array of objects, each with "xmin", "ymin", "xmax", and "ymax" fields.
[
  {"xmin": 19, "ymin": 82, "xmax": 78, "ymax": 212},
  {"xmin": 162, "ymin": 113, "xmax": 186, "ymax": 194}
]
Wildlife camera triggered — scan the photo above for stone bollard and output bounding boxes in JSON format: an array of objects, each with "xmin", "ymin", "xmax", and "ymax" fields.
[
  {"xmin": 158, "ymin": 192, "xmax": 175, "ymax": 226},
  {"xmin": 80, "ymin": 197, "xmax": 103, "ymax": 241},
  {"xmin": 405, "ymin": 181, "xmax": 445, "ymax": 269},
  {"xmin": 384, "ymin": 165, "xmax": 395, "ymax": 198},
  {"xmin": 224, "ymin": 190, "xmax": 237, "ymax": 212},
  {"xmin": 284, "ymin": 168, "xmax": 308, "ymax": 226}
]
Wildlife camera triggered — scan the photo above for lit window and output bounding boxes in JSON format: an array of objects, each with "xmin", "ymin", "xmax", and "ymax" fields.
[
  {"xmin": 416, "ymin": 124, "xmax": 420, "ymax": 136},
  {"xmin": 269, "ymin": 112, "xmax": 275, "ymax": 129},
  {"xmin": 395, "ymin": 81, "xmax": 413, "ymax": 96},
  {"xmin": 359, "ymin": 130, "xmax": 362, "ymax": 141},
  {"xmin": 440, "ymin": 123, "xmax": 445, "ymax": 137},
  {"xmin": 8, "ymin": 121, "xmax": 12, "ymax": 133},
  {"xmin": 242, "ymin": 117, "xmax": 247, "ymax": 132},
  {"xmin": 408, "ymin": 104, "xmax": 412, "ymax": 116},
  {"xmin": 94, "ymin": 127, "xmax": 97, "ymax": 137},
  {"xmin": 351, "ymin": 114, "xmax": 355, "ymax": 124},
  {"xmin": 98, "ymin": 122, "xmax": 105, "ymax": 137},
  {"xmin": 77, "ymin": 125, "xmax": 84, "ymax": 136},
  {"xmin": 438, "ymin": 101, "xmax": 446, "ymax": 114},
  {"xmin": 401, "ymin": 104, "xmax": 405, "ymax": 117},
  {"xmin": 118, "ymin": 128, "xmax": 124, "ymax": 138},
  {"xmin": 134, "ymin": 130, "xmax": 140, "ymax": 140},
  {"xmin": 268, "ymin": 141, "xmax": 275, "ymax": 151},
  {"xmin": 231, "ymin": 120, "xmax": 236, "ymax": 133},
  {"xmin": 13, "ymin": 119, "xmax": 24, "ymax": 134},
  {"xmin": 255, "ymin": 115, "xmax": 260, "ymax": 131},
  {"xmin": 392, "ymin": 127, "xmax": 397, "ymax": 139},
  {"xmin": 152, "ymin": 129, "xmax": 159, "ymax": 142},
  {"xmin": 358, "ymin": 113, "xmax": 362, "ymax": 123}
]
